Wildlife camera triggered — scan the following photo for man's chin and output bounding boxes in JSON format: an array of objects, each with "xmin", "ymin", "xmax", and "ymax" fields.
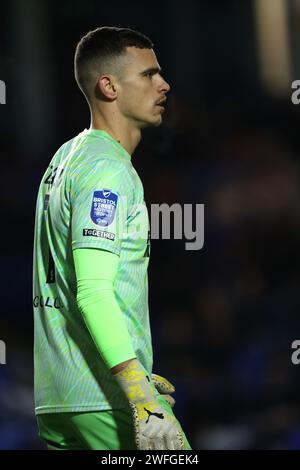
[
  {"xmin": 153, "ymin": 115, "xmax": 163, "ymax": 127},
  {"xmin": 140, "ymin": 115, "xmax": 162, "ymax": 129}
]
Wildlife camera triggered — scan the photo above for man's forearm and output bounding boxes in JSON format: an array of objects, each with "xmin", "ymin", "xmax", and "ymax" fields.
[
  {"xmin": 111, "ymin": 358, "xmax": 136, "ymax": 375},
  {"xmin": 74, "ymin": 248, "xmax": 137, "ymax": 369}
]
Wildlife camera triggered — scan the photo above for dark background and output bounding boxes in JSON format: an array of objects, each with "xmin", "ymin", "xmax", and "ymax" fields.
[{"xmin": 1, "ymin": 0, "xmax": 300, "ymax": 450}]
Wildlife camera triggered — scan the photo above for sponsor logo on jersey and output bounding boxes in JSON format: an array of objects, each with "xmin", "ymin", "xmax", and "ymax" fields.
[
  {"xmin": 90, "ymin": 189, "xmax": 118, "ymax": 227},
  {"xmin": 83, "ymin": 228, "xmax": 115, "ymax": 241}
]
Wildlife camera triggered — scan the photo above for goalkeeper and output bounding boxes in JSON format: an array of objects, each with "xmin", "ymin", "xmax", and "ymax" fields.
[{"xmin": 33, "ymin": 26, "xmax": 191, "ymax": 450}]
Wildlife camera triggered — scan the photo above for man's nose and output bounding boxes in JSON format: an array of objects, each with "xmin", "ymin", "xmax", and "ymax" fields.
[{"xmin": 159, "ymin": 77, "xmax": 171, "ymax": 93}]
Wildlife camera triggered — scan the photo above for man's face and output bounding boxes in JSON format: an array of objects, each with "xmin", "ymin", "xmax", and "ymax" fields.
[{"xmin": 116, "ymin": 47, "xmax": 170, "ymax": 129}]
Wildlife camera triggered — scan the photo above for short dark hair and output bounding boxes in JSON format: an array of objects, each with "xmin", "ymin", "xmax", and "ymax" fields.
[{"xmin": 74, "ymin": 26, "xmax": 154, "ymax": 101}]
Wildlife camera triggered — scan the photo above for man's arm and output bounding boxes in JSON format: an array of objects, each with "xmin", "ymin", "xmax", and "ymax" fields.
[
  {"xmin": 73, "ymin": 247, "xmax": 137, "ymax": 369},
  {"xmin": 73, "ymin": 247, "xmax": 184, "ymax": 450}
]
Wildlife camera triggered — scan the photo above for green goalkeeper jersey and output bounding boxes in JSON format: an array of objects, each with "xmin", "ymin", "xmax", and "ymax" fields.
[{"xmin": 33, "ymin": 129, "xmax": 152, "ymax": 414}]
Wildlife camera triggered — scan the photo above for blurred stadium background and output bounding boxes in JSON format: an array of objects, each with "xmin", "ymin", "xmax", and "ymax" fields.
[{"xmin": 1, "ymin": 0, "xmax": 300, "ymax": 450}]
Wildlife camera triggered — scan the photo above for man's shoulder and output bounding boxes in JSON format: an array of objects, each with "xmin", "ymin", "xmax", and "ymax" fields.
[
  {"xmin": 52, "ymin": 132, "xmax": 127, "ymax": 175},
  {"xmin": 69, "ymin": 142, "xmax": 135, "ymax": 188},
  {"xmin": 54, "ymin": 131, "xmax": 140, "ymax": 195},
  {"xmin": 63, "ymin": 131, "xmax": 129, "ymax": 166}
]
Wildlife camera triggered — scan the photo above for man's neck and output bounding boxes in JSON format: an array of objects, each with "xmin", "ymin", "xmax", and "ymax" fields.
[{"xmin": 90, "ymin": 114, "xmax": 141, "ymax": 156}]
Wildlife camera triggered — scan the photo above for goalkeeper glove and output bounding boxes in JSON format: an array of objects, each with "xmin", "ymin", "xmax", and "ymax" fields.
[
  {"xmin": 152, "ymin": 373, "xmax": 176, "ymax": 408},
  {"xmin": 114, "ymin": 359, "xmax": 184, "ymax": 450}
]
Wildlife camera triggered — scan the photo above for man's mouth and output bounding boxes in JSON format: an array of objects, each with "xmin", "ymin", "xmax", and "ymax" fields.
[{"xmin": 156, "ymin": 98, "xmax": 167, "ymax": 106}]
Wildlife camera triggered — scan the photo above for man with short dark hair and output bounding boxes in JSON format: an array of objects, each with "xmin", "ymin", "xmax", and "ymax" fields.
[{"xmin": 33, "ymin": 26, "xmax": 191, "ymax": 450}]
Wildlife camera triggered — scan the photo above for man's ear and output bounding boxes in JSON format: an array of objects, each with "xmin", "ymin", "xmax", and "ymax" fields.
[{"xmin": 97, "ymin": 75, "xmax": 117, "ymax": 100}]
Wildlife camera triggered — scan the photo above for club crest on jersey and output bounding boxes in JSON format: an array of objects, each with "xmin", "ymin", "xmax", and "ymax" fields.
[{"xmin": 90, "ymin": 190, "xmax": 118, "ymax": 227}]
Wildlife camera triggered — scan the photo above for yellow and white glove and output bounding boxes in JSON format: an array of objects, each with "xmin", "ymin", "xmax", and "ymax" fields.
[
  {"xmin": 114, "ymin": 359, "xmax": 184, "ymax": 450},
  {"xmin": 152, "ymin": 373, "xmax": 176, "ymax": 408}
]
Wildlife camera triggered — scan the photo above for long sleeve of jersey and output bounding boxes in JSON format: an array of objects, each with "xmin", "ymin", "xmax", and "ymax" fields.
[{"xmin": 73, "ymin": 247, "xmax": 137, "ymax": 369}]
